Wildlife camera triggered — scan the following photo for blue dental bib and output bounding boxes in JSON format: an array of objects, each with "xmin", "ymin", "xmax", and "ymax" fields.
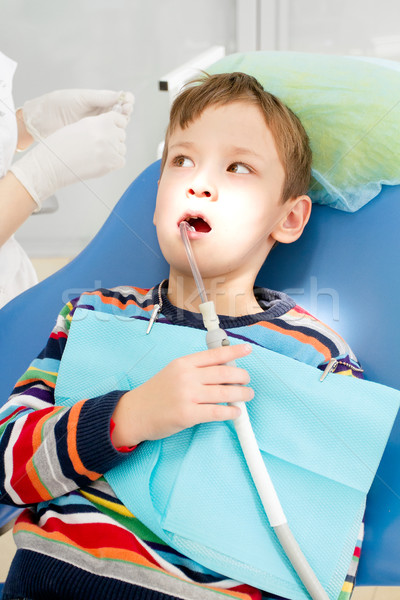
[{"xmin": 55, "ymin": 307, "xmax": 400, "ymax": 600}]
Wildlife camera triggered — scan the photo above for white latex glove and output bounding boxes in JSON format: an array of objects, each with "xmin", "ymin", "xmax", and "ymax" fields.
[
  {"xmin": 22, "ymin": 89, "xmax": 134, "ymax": 139},
  {"xmin": 10, "ymin": 111, "xmax": 128, "ymax": 209}
]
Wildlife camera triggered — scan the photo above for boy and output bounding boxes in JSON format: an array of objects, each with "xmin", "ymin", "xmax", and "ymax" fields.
[{"xmin": 0, "ymin": 73, "xmax": 362, "ymax": 600}]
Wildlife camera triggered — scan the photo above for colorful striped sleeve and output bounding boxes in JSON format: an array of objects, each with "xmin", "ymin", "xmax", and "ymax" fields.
[
  {"xmin": 0, "ymin": 299, "xmax": 129, "ymax": 507},
  {"xmin": 282, "ymin": 306, "xmax": 365, "ymax": 380}
]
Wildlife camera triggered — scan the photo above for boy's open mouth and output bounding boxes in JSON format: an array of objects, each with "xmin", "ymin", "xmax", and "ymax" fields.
[{"xmin": 179, "ymin": 215, "xmax": 212, "ymax": 233}]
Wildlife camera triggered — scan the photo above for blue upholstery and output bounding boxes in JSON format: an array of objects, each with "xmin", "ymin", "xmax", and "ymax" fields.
[{"xmin": 0, "ymin": 159, "xmax": 399, "ymax": 587}]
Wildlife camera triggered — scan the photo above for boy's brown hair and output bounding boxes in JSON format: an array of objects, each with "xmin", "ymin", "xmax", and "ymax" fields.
[{"xmin": 161, "ymin": 72, "xmax": 312, "ymax": 203}]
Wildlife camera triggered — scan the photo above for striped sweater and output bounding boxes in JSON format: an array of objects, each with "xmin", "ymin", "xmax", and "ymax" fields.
[{"xmin": 0, "ymin": 282, "xmax": 363, "ymax": 600}]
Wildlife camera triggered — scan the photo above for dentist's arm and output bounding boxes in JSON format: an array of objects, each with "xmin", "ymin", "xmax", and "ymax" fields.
[
  {"xmin": 0, "ymin": 171, "xmax": 36, "ymax": 247},
  {"xmin": 15, "ymin": 107, "xmax": 34, "ymax": 151},
  {"xmin": 0, "ymin": 109, "xmax": 35, "ymax": 246},
  {"xmin": 0, "ymin": 88, "xmax": 133, "ymax": 248}
]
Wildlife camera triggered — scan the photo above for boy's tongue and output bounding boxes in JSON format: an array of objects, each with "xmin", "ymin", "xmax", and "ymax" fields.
[{"xmin": 187, "ymin": 217, "xmax": 211, "ymax": 233}]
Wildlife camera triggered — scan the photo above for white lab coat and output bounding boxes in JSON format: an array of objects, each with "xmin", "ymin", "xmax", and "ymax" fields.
[{"xmin": 0, "ymin": 51, "xmax": 38, "ymax": 309}]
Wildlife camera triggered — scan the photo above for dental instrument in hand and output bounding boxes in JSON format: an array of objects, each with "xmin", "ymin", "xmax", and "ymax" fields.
[
  {"xmin": 112, "ymin": 92, "xmax": 128, "ymax": 114},
  {"xmin": 179, "ymin": 220, "xmax": 329, "ymax": 600}
]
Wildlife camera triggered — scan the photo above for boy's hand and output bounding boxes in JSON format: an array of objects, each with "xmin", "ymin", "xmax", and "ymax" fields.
[{"xmin": 112, "ymin": 343, "xmax": 253, "ymax": 448}]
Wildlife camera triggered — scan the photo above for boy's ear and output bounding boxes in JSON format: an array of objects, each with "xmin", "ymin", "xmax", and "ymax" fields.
[{"xmin": 271, "ymin": 195, "xmax": 312, "ymax": 244}]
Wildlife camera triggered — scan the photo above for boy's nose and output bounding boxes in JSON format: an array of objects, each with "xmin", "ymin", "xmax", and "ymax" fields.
[{"xmin": 186, "ymin": 183, "xmax": 217, "ymax": 201}]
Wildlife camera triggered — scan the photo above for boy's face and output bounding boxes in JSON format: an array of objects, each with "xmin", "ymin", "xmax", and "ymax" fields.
[{"xmin": 154, "ymin": 101, "xmax": 294, "ymax": 282}]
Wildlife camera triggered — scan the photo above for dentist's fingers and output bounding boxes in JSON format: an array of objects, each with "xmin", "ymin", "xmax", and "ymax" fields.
[
  {"xmin": 22, "ymin": 89, "xmax": 134, "ymax": 139},
  {"xmin": 10, "ymin": 111, "xmax": 131, "ymax": 208}
]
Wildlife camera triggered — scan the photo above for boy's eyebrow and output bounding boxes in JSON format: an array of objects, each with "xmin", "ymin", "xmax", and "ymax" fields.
[
  {"xmin": 169, "ymin": 142, "xmax": 265, "ymax": 163},
  {"xmin": 168, "ymin": 141, "xmax": 194, "ymax": 152},
  {"xmin": 230, "ymin": 146, "xmax": 265, "ymax": 162}
]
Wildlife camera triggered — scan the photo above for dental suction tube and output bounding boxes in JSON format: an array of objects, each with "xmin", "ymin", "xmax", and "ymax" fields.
[
  {"xmin": 179, "ymin": 222, "xmax": 207, "ymax": 304},
  {"xmin": 179, "ymin": 221, "xmax": 329, "ymax": 600}
]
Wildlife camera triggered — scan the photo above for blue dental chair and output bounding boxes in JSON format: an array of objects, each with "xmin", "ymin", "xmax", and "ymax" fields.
[{"xmin": 0, "ymin": 159, "xmax": 399, "ymax": 592}]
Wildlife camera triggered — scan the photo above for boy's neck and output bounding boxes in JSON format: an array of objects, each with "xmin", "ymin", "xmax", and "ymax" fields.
[{"xmin": 166, "ymin": 271, "xmax": 263, "ymax": 317}]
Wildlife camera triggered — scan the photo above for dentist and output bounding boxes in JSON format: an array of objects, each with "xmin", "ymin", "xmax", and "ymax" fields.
[{"xmin": 0, "ymin": 50, "xmax": 133, "ymax": 308}]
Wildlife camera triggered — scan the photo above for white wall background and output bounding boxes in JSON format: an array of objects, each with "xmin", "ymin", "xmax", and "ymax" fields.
[
  {"xmin": 286, "ymin": 0, "xmax": 400, "ymax": 58},
  {"xmin": 2, "ymin": 0, "xmax": 399, "ymax": 257},
  {"xmin": 237, "ymin": 0, "xmax": 400, "ymax": 57}
]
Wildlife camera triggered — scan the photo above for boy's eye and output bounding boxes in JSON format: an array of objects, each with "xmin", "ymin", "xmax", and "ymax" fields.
[
  {"xmin": 227, "ymin": 162, "xmax": 251, "ymax": 174},
  {"xmin": 173, "ymin": 156, "xmax": 194, "ymax": 168}
]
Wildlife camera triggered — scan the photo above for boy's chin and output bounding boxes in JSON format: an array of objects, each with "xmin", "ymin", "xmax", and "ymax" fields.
[{"xmin": 171, "ymin": 264, "xmax": 230, "ymax": 283}]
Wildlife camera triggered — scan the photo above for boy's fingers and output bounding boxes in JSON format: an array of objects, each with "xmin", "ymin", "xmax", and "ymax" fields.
[
  {"xmin": 199, "ymin": 365, "xmax": 250, "ymax": 386},
  {"xmin": 197, "ymin": 402, "xmax": 242, "ymax": 424},
  {"xmin": 189, "ymin": 343, "xmax": 252, "ymax": 368},
  {"xmin": 200, "ymin": 384, "xmax": 254, "ymax": 405}
]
